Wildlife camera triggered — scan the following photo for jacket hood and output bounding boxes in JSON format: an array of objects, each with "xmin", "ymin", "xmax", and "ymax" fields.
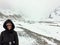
[{"xmin": 3, "ymin": 19, "xmax": 15, "ymax": 31}]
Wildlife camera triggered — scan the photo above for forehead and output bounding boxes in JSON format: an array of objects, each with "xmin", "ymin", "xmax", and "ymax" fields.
[{"xmin": 6, "ymin": 23, "xmax": 12, "ymax": 25}]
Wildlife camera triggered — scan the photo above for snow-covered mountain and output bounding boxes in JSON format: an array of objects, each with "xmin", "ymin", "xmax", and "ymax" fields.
[
  {"xmin": 0, "ymin": 2, "xmax": 60, "ymax": 45},
  {"xmin": 0, "ymin": 8, "xmax": 60, "ymax": 45},
  {"xmin": 0, "ymin": 15, "xmax": 60, "ymax": 45},
  {"xmin": 49, "ymin": 7, "xmax": 60, "ymax": 21},
  {"xmin": 0, "ymin": 12, "xmax": 24, "ymax": 21}
]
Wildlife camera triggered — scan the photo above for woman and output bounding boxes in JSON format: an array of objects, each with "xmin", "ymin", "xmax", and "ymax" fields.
[{"xmin": 0, "ymin": 19, "xmax": 19, "ymax": 45}]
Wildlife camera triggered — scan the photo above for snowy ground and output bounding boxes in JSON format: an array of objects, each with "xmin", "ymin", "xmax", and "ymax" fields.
[
  {"xmin": 14, "ymin": 20, "xmax": 60, "ymax": 41},
  {"xmin": 0, "ymin": 19, "xmax": 60, "ymax": 45}
]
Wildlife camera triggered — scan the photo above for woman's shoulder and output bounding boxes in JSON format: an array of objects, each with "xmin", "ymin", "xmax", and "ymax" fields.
[
  {"xmin": 1, "ymin": 30, "xmax": 5, "ymax": 33},
  {"xmin": 1, "ymin": 30, "xmax": 6, "ymax": 35},
  {"xmin": 13, "ymin": 30, "xmax": 17, "ymax": 34}
]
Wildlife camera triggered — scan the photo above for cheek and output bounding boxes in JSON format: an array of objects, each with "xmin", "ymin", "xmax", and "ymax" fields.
[{"xmin": 7, "ymin": 26, "xmax": 12, "ymax": 29}]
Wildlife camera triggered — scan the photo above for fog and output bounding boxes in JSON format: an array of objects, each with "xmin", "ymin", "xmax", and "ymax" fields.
[{"xmin": 0, "ymin": 0, "xmax": 60, "ymax": 21}]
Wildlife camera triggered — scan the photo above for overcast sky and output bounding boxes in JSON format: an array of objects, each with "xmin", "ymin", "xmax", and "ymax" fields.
[{"xmin": 0, "ymin": 0, "xmax": 60, "ymax": 21}]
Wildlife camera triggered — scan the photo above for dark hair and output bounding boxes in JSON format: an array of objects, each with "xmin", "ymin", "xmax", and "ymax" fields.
[{"xmin": 3, "ymin": 19, "xmax": 15, "ymax": 30}]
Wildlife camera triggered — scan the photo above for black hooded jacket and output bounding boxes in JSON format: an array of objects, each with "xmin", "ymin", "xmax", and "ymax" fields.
[{"xmin": 0, "ymin": 19, "xmax": 19, "ymax": 45}]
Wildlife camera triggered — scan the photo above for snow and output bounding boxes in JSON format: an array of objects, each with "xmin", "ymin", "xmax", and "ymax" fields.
[
  {"xmin": 0, "ymin": 19, "xmax": 60, "ymax": 45},
  {"xmin": 0, "ymin": 0, "xmax": 60, "ymax": 45},
  {"xmin": 18, "ymin": 36, "xmax": 37, "ymax": 45},
  {"xmin": 1, "ymin": 20, "xmax": 60, "ymax": 41},
  {"xmin": 41, "ymin": 37, "xmax": 57, "ymax": 45},
  {"xmin": 16, "ymin": 22, "xmax": 60, "ymax": 41}
]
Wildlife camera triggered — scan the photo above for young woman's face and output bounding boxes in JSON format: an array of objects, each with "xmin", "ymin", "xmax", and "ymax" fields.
[{"xmin": 6, "ymin": 23, "xmax": 12, "ymax": 30}]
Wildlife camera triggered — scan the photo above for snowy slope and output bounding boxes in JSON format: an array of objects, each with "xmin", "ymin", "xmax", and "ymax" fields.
[
  {"xmin": 0, "ymin": 11, "xmax": 60, "ymax": 45},
  {"xmin": 16, "ymin": 22, "xmax": 60, "ymax": 41},
  {"xmin": 0, "ymin": 19, "xmax": 60, "ymax": 45},
  {"xmin": 0, "ymin": 6, "xmax": 60, "ymax": 45}
]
